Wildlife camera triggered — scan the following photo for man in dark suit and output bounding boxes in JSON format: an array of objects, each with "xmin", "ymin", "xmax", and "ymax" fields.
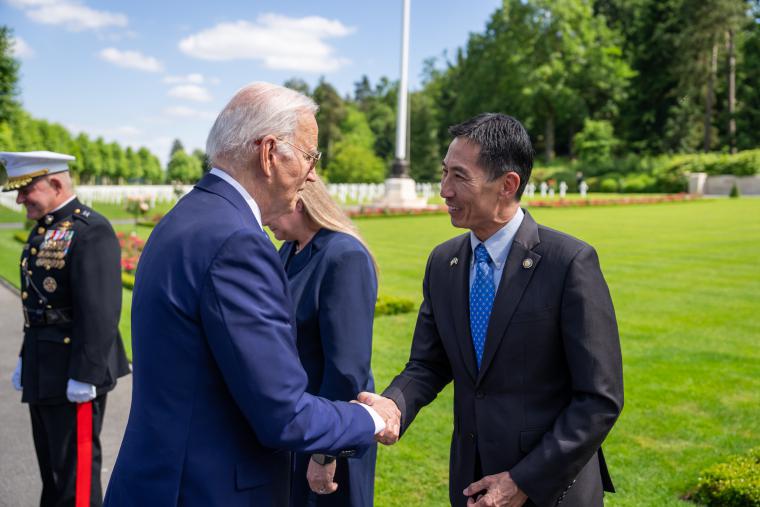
[
  {"xmin": 3, "ymin": 150, "xmax": 130, "ymax": 507},
  {"xmin": 104, "ymin": 82, "xmax": 399, "ymax": 507},
  {"xmin": 361, "ymin": 113, "xmax": 623, "ymax": 507}
]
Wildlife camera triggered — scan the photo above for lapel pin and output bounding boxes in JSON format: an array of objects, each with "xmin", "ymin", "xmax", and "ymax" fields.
[
  {"xmin": 522, "ymin": 258, "xmax": 534, "ymax": 269},
  {"xmin": 450, "ymin": 257, "xmax": 459, "ymax": 266}
]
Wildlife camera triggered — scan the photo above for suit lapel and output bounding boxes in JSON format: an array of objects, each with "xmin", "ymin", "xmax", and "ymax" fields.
[
  {"xmin": 449, "ymin": 234, "xmax": 478, "ymax": 383},
  {"xmin": 477, "ymin": 211, "xmax": 541, "ymax": 384}
]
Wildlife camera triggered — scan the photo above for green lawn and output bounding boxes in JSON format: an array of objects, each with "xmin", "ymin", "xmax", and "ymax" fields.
[
  {"xmin": 0, "ymin": 205, "xmax": 23, "ymax": 222},
  {"xmin": 1, "ymin": 198, "xmax": 758, "ymax": 506}
]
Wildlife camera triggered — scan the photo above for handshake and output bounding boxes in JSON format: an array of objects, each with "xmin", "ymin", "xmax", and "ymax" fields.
[
  {"xmin": 308, "ymin": 392, "xmax": 400, "ymax": 496},
  {"xmin": 357, "ymin": 391, "xmax": 401, "ymax": 446}
]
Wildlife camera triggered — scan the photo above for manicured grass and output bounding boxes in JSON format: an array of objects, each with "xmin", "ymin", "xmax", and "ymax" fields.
[
  {"xmin": 1, "ymin": 198, "xmax": 758, "ymax": 506},
  {"xmin": 0, "ymin": 205, "xmax": 24, "ymax": 222}
]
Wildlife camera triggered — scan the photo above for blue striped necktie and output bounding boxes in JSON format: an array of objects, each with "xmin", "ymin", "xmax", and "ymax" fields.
[{"xmin": 470, "ymin": 243, "xmax": 495, "ymax": 369}]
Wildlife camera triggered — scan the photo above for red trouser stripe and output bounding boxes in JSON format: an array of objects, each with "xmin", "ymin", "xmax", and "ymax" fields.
[{"xmin": 75, "ymin": 402, "xmax": 93, "ymax": 507}]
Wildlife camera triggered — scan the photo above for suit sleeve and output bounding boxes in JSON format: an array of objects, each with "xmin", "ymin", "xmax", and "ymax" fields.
[
  {"xmin": 510, "ymin": 245, "xmax": 624, "ymax": 507},
  {"xmin": 199, "ymin": 228, "xmax": 376, "ymax": 453},
  {"xmin": 382, "ymin": 250, "xmax": 453, "ymax": 436},
  {"xmin": 317, "ymin": 246, "xmax": 377, "ymax": 401},
  {"xmin": 69, "ymin": 220, "xmax": 123, "ymax": 385}
]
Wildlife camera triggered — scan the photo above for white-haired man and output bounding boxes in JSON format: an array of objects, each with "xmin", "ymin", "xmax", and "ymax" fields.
[{"xmin": 104, "ymin": 83, "xmax": 400, "ymax": 507}]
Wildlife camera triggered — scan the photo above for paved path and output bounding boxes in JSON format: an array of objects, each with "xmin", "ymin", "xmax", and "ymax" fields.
[{"xmin": 0, "ymin": 283, "xmax": 132, "ymax": 506}]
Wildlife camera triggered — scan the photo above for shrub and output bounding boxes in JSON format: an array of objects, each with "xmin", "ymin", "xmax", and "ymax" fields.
[
  {"xmin": 14, "ymin": 231, "xmax": 27, "ymax": 244},
  {"xmin": 730, "ymin": 183, "xmax": 740, "ymax": 198},
  {"xmin": 573, "ymin": 119, "xmax": 619, "ymax": 174},
  {"xmin": 600, "ymin": 177, "xmax": 620, "ymax": 193},
  {"xmin": 621, "ymin": 173, "xmax": 656, "ymax": 193},
  {"xmin": 375, "ymin": 295, "xmax": 415, "ymax": 316},
  {"xmin": 122, "ymin": 272, "xmax": 135, "ymax": 290},
  {"xmin": 692, "ymin": 447, "xmax": 760, "ymax": 506}
]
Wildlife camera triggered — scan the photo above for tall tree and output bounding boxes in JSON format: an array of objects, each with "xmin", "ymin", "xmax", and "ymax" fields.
[
  {"xmin": 170, "ymin": 139, "xmax": 185, "ymax": 158},
  {"xmin": 312, "ymin": 79, "xmax": 346, "ymax": 171},
  {"xmin": 449, "ymin": 0, "xmax": 632, "ymax": 161},
  {"xmin": 326, "ymin": 105, "xmax": 386, "ymax": 183},
  {"xmin": 283, "ymin": 78, "xmax": 310, "ymax": 96},
  {"xmin": 0, "ymin": 26, "xmax": 20, "ymax": 123}
]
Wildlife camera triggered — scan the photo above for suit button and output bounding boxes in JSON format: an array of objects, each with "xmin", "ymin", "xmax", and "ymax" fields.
[
  {"xmin": 468, "ymin": 432, "xmax": 476, "ymax": 441},
  {"xmin": 475, "ymin": 391, "xmax": 484, "ymax": 399},
  {"xmin": 30, "ymin": 247, "xmax": 37, "ymax": 255},
  {"xmin": 22, "ymin": 291, "xmax": 28, "ymax": 300},
  {"xmin": 63, "ymin": 337, "xmax": 71, "ymax": 344},
  {"xmin": 37, "ymin": 227, "xmax": 45, "ymax": 235}
]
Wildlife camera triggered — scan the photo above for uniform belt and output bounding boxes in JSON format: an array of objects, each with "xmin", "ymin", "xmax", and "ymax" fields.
[{"xmin": 23, "ymin": 307, "xmax": 73, "ymax": 327}]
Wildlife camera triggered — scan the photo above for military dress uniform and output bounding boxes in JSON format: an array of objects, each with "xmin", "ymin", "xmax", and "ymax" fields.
[{"xmin": 18, "ymin": 195, "xmax": 130, "ymax": 507}]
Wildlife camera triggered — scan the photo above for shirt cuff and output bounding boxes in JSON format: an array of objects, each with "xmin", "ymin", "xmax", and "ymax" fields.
[{"xmin": 357, "ymin": 403, "xmax": 386, "ymax": 435}]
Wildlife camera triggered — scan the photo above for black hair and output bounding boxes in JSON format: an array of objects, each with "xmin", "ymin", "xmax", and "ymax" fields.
[{"xmin": 448, "ymin": 113, "xmax": 534, "ymax": 200}]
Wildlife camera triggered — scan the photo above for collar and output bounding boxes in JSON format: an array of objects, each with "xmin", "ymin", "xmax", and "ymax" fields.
[
  {"xmin": 40, "ymin": 196, "xmax": 81, "ymax": 226},
  {"xmin": 209, "ymin": 167, "xmax": 263, "ymax": 231},
  {"xmin": 469, "ymin": 207, "xmax": 525, "ymax": 269},
  {"xmin": 51, "ymin": 195, "xmax": 77, "ymax": 212}
]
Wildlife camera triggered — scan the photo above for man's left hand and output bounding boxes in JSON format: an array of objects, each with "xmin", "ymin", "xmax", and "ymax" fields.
[
  {"xmin": 463, "ymin": 471, "xmax": 528, "ymax": 507},
  {"xmin": 66, "ymin": 379, "xmax": 96, "ymax": 403},
  {"xmin": 307, "ymin": 457, "xmax": 338, "ymax": 495}
]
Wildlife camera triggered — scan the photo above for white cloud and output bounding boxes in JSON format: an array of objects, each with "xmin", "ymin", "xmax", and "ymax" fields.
[
  {"xmin": 11, "ymin": 36, "xmax": 34, "ymax": 58},
  {"xmin": 163, "ymin": 73, "xmax": 205, "ymax": 85},
  {"xmin": 163, "ymin": 106, "xmax": 216, "ymax": 120},
  {"xmin": 8, "ymin": 0, "xmax": 128, "ymax": 31},
  {"xmin": 178, "ymin": 14, "xmax": 354, "ymax": 72},
  {"xmin": 99, "ymin": 48, "xmax": 163, "ymax": 73},
  {"xmin": 167, "ymin": 84, "xmax": 212, "ymax": 102}
]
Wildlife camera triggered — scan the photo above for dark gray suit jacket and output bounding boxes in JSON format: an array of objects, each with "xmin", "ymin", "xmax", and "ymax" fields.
[{"xmin": 383, "ymin": 210, "xmax": 624, "ymax": 507}]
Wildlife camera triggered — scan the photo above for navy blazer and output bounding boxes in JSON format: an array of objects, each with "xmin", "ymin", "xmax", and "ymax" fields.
[
  {"xmin": 104, "ymin": 174, "xmax": 375, "ymax": 507},
  {"xmin": 279, "ymin": 230, "xmax": 378, "ymax": 506}
]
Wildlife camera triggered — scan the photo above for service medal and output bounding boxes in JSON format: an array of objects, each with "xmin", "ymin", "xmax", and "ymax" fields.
[{"xmin": 43, "ymin": 277, "xmax": 57, "ymax": 293}]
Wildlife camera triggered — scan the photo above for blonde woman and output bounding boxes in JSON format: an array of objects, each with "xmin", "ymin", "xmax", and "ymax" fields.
[{"xmin": 268, "ymin": 177, "xmax": 378, "ymax": 506}]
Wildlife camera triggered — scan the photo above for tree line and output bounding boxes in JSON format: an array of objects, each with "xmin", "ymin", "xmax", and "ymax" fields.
[{"xmin": 3, "ymin": 0, "xmax": 760, "ymax": 185}]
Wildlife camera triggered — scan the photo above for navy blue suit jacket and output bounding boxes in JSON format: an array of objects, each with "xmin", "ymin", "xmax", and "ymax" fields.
[
  {"xmin": 104, "ymin": 174, "xmax": 375, "ymax": 507},
  {"xmin": 279, "ymin": 230, "xmax": 378, "ymax": 506}
]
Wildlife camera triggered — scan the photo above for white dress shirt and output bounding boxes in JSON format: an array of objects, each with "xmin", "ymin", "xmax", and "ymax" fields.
[{"xmin": 469, "ymin": 207, "xmax": 525, "ymax": 292}]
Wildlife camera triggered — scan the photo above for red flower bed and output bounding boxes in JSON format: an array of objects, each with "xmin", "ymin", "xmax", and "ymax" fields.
[
  {"xmin": 344, "ymin": 193, "xmax": 698, "ymax": 218},
  {"xmin": 117, "ymin": 231, "xmax": 145, "ymax": 274}
]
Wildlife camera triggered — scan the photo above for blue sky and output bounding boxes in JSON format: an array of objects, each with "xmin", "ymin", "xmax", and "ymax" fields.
[{"xmin": 3, "ymin": 0, "xmax": 501, "ymax": 163}]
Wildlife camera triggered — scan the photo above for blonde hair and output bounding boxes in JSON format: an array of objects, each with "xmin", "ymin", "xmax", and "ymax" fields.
[{"xmin": 300, "ymin": 177, "xmax": 378, "ymax": 274}]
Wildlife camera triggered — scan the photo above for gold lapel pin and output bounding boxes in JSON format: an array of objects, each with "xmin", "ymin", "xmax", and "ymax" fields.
[
  {"xmin": 522, "ymin": 258, "xmax": 534, "ymax": 269},
  {"xmin": 450, "ymin": 257, "xmax": 459, "ymax": 266}
]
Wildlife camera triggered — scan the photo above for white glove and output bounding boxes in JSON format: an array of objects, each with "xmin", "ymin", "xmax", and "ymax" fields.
[
  {"xmin": 66, "ymin": 379, "xmax": 96, "ymax": 403},
  {"xmin": 11, "ymin": 358, "xmax": 22, "ymax": 391}
]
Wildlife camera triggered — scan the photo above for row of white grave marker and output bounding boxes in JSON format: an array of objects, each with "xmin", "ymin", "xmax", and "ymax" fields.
[{"xmin": 0, "ymin": 181, "xmax": 586, "ymax": 213}]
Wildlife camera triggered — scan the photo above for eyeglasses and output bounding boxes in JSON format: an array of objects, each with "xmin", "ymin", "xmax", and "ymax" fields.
[{"xmin": 276, "ymin": 138, "xmax": 322, "ymax": 170}]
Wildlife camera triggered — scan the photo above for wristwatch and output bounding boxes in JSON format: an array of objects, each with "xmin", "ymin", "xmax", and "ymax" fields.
[{"xmin": 311, "ymin": 453, "xmax": 336, "ymax": 465}]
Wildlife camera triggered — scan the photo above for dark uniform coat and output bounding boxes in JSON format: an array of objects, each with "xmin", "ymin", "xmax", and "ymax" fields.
[
  {"xmin": 383, "ymin": 211, "xmax": 624, "ymax": 507},
  {"xmin": 19, "ymin": 197, "xmax": 130, "ymax": 403}
]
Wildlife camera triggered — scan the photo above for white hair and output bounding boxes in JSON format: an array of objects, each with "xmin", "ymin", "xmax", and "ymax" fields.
[{"xmin": 206, "ymin": 81, "xmax": 318, "ymax": 166}]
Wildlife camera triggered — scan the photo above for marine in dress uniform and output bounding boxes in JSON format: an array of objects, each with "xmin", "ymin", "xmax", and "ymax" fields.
[{"xmin": 2, "ymin": 151, "xmax": 130, "ymax": 507}]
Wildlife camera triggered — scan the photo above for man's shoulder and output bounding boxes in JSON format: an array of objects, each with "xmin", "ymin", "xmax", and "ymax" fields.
[{"xmin": 535, "ymin": 222, "xmax": 592, "ymax": 260}]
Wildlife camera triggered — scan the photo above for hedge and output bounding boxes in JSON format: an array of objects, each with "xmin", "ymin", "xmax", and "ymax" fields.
[
  {"xmin": 691, "ymin": 447, "xmax": 760, "ymax": 506},
  {"xmin": 375, "ymin": 294, "xmax": 416, "ymax": 316},
  {"xmin": 121, "ymin": 275, "xmax": 416, "ymax": 318}
]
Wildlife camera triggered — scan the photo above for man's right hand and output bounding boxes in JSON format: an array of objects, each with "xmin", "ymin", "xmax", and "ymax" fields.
[
  {"xmin": 11, "ymin": 357, "xmax": 22, "ymax": 391},
  {"xmin": 357, "ymin": 392, "xmax": 401, "ymax": 445}
]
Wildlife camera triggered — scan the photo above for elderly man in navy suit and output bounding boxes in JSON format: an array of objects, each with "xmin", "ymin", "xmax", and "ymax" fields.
[
  {"xmin": 104, "ymin": 82, "xmax": 400, "ymax": 507},
  {"xmin": 361, "ymin": 113, "xmax": 623, "ymax": 507}
]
